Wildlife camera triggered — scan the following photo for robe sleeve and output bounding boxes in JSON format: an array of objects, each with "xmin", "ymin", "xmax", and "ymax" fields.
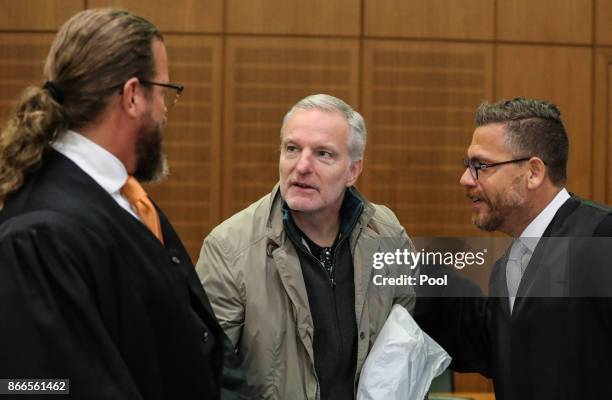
[
  {"xmin": 413, "ymin": 264, "xmax": 493, "ymax": 377},
  {"xmin": 0, "ymin": 211, "xmax": 143, "ymax": 399}
]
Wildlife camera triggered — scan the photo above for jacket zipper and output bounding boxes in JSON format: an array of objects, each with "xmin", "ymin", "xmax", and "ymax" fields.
[{"xmin": 301, "ymin": 235, "xmax": 347, "ymax": 288}]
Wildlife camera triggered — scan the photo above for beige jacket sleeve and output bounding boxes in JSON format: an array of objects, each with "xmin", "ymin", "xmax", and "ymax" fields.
[
  {"xmin": 196, "ymin": 234, "xmax": 245, "ymax": 347},
  {"xmin": 394, "ymin": 231, "xmax": 417, "ymax": 313},
  {"xmin": 375, "ymin": 204, "xmax": 417, "ymax": 314}
]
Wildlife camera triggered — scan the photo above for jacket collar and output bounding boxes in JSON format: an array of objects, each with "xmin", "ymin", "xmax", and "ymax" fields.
[
  {"xmin": 265, "ymin": 183, "xmax": 376, "ymax": 246},
  {"xmin": 282, "ymin": 186, "xmax": 364, "ymax": 243}
]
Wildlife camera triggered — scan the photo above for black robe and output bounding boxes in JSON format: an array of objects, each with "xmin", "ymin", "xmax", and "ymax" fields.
[
  {"xmin": 415, "ymin": 197, "xmax": 612, "ymax": 400},
  {"xmin": 0, "ymin": 149, "xmax": 224, "ymax": 399}
]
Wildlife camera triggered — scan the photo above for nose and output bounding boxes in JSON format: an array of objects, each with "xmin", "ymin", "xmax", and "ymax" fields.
[
  {"xmin": 295, "ymin": 151, "xmax": 313, "ymax": 174},
  {"xmin": 460, "ymin": 167, "xmax": 476, "ymax": 188}
]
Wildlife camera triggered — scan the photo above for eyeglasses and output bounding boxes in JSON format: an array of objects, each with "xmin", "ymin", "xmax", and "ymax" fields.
[
  {"xmin": 139, "ymin": 80, "xmax": 184, "ymax": 109},
  {"xmin": 463, "ymin": 157, "xmax": 531, "ymax": 180}
]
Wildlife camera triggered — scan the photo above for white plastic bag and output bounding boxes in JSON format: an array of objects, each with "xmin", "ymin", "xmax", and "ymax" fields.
[{"xmin": 356, "ymin": 304, "xmax": 451, "ymax": 400}]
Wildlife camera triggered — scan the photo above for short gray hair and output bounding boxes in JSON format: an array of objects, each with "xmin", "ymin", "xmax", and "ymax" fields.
[
  {"xmin": 280, "ymin": 94, "xmax": 367, "ymax": 162},
  {"xmin": 475, "ymin": 97, "xmax": 568, "ymax": 186}
]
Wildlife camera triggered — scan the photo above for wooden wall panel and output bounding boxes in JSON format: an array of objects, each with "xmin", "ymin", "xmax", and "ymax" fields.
[
  {"xmin": 364, "ymin": 0, "xmax": 494, "ymax": 40},
  {"xmin": 223, "ymin": 37, "xmax": 359, "ymax": 218},
  {"xmin": 145, "ymin": 36, "xmax": 222, "ymax": 261},
  {"xmin": 0, "ymin": 34, "xmax": 54, "ymax": 120},
  {"xmin": 1, "ymin": 1, "xmax": 604, "ymax": 395},
  {"xmin": 497, "ymin": 0, "xmax": 592, "ymax": 44},
  {"xmin": 88, "ymin": 0, "xmax": 222, "ymax": 33},
  {"xmin": 495, "ymin": 45, "xmax": 592, "ymax": 198},
  {"xmin": 226, "ymin": 0, "xmax": 360, "ymax": 36},
  {"xmin": 362, "ymin": 40, "xmax": 494, "ymax": 237},
  {"xmin": 595, "ymin": 0, "xmax": 612, "ymax": 45},
  {"xmin": 607, "ymin": 62, "xmax": 612, "ymax": 204},
  {"xmin": 593, "ymin": 48, "xmax": 612, "ymax": 203},
  {"xmin": 0, "ymin": 0, "xmax": 83, "ymax": 31}
]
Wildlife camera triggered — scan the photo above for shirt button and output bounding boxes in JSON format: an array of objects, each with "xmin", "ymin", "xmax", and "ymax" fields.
[
  {"xmin": 203, "ymin": 331, "xmax": 209, "ymax": 342},
  {"xmin": 171, "ymin": 256, "xmax": 180, "ymax": 265},
  {"xmin": 360, "ymin": 331, "xmax": 366, "ymax": 340}
]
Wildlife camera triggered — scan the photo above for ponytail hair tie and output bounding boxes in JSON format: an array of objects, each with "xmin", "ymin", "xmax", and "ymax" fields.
[{"xmin": 43, "ymin": 81, "xmax": 65, "ymax": 104}]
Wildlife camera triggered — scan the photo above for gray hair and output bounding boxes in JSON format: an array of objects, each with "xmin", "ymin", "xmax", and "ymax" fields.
[
  {"xmin": 475, "ymin": 97, "xmax": 568, "ymax": 186},
  {"xmin": 280, "ymin": 94, "xmax": 367, "ymax": 162}
]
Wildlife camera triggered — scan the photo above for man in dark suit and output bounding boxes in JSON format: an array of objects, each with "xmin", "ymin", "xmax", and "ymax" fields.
[
  {"xmin": 415, "ymin": 97, "xmax": 612, "ymax": 400},
  {"xmin": 0, "ymin": 9, "xmax": 226, "ymax": 399}
]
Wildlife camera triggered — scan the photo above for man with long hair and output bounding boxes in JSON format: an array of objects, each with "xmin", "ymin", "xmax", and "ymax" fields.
[{"xmin": 0, "ymin": 9, "xmax": 225, "ymax": 398}]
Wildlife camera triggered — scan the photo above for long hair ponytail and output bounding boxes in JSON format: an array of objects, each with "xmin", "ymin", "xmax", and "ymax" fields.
[{"xmin": 0, "ymin": 86, "xmax": 66, "ymax": 203}]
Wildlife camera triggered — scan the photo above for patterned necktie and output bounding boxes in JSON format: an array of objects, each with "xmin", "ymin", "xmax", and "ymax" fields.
[
  {"xmin": 121, "ymin": 176, "xmax": 164, "ymax": 244},
  {"xmin": 506, "ymin": 239, "xmax": 529, "ymax": 313}
]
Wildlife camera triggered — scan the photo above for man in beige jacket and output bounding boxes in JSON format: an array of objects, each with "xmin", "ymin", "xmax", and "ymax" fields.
[{"xmin": 197, "ymin": 94, "xmax": 415, "ymax": 399}]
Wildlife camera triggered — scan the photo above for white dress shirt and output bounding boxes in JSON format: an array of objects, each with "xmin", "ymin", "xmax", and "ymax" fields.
[{"xmin": 51, "ymin": 130, "xmax": 140, "ymax": 220}]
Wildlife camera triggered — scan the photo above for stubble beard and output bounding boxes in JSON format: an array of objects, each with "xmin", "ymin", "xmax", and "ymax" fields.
[{"xmin": 472, "ymin": 177, "xmax": 525, "ymax": 232}]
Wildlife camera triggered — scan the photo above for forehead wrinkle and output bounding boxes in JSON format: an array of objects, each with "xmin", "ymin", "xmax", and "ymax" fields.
[
  {"xmin": 467, "ymin": 144, "xmax": 494, "ymax": 162},
  {"xmin": 469, "ymin": 136, "xmax": 513, "ymax": 163}
]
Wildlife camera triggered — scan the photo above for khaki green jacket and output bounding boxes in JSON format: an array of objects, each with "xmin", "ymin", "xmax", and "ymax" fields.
[{"xmin": 196, "ymin": 184, "xmax": 415, "ymax": 399}]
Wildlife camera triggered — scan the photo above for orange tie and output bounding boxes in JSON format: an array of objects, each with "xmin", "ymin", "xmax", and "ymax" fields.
[{"xmin": 121, "ymin": 176, "xmax": 164, "ymax": 244}]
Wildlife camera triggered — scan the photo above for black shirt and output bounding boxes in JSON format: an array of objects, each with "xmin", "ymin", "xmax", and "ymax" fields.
[{"xmin": 283, "ymin": 188, "xmax": 364, "ymax": 400}]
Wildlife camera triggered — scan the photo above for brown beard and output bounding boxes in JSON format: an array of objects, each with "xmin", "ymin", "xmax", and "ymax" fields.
[
  {"xmin": 133, "ymin": 111, "xmax": 168, "ymax": 182},
  {"xmin": 472, "ymin": 200, "xmax": 504, "ymax": 232},
  {"xmin": 472, "ymin": 175, "xmax": 525, "ymax": 232}
]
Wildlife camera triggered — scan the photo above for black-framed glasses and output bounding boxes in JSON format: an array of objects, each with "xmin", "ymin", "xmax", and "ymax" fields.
[
  {"xmin": 463, "ymin": 157, "xmax": 531, "ymax": 180},
  {"xmin": 139, "ymin": 80, "xmax": 184, "ymax": 109}
]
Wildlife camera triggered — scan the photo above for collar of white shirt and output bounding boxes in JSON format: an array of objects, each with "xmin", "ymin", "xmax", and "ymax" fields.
[
  {"xmin": 51, "ymin": 130, "xmax": 127, "ymax": 193},
  {"xmin": 518, "ymin": 188, "xmax": 571, "ymax": 252},
  {"xmin": 50, "ymin": 130, "xmax": 138, "ymax": 219}
]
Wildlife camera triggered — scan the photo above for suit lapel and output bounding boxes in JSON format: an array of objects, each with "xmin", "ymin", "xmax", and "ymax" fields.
[
  {"xmin": 155, "ymin": 206, "xmax": 221, "ymax": 323},
  {"xmin": 509, "ymin": 198, "xmax": 579, "ymax": 317},
  {"xmin": 512, "ymin": 239, "xmax": 544, "ymax": 316},
  {"xmin": 490, "ymin": 252, "xmax": 511, "ymax": 317}
]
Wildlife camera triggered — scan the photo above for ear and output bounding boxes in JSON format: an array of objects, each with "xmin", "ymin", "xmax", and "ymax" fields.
[
  {"xmin": 119, "ymin": 77, "xmax": 143, "ymax": 118},
  {"xmin": 346, "ymin": 159, "xmax": 363, "ymax": 187},
  {"xmin": 526, "ymin": 157, "xmax": 547, "ymax": 189}
]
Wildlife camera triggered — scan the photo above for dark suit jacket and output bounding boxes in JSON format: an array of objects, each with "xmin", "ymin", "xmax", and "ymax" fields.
[
  {"xmin": 415, "ymin": 196, "xmax": 612, "ymax": 400},
  {"xmin": 0, "ymin": 150, "xmax": 224, "ymax": 399}
]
